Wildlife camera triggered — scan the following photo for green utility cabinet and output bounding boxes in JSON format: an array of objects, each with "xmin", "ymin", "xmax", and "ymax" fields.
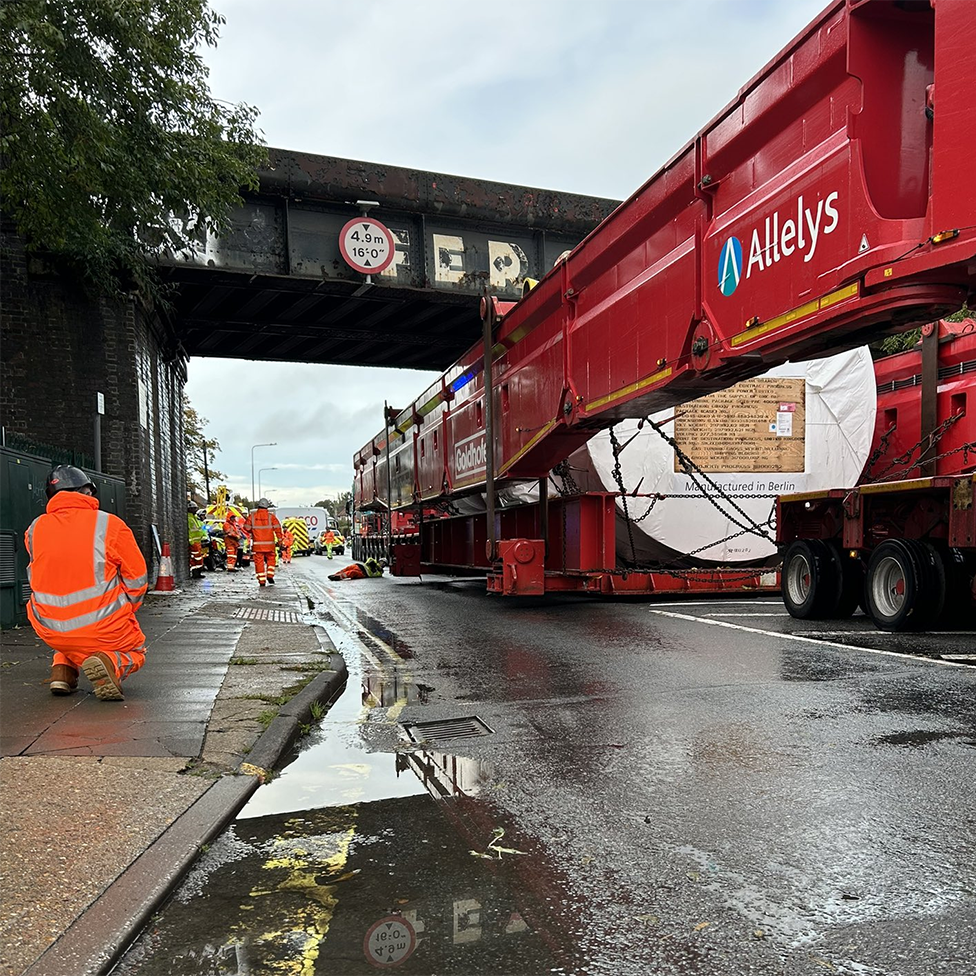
[{"xmin": 0, "ymin": 447, "xmax": 127, "ymax": 630}]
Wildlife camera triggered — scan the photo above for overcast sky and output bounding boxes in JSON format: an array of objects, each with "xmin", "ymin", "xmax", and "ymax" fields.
[{"xmin": 188, "ymin": 0, "xmax": 828, "ymax": 507}]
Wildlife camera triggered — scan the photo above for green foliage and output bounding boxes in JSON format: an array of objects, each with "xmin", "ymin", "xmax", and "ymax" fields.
[
  {"xmin": 873, "ymin": 305, "xmax": 973, "ymax": 358},
  {"xmin": 183, "ymin": 393, "xmax": 225, "ymax": 499},
  {"xmin": 0, "ymin": 0, "xmax": 265, "ymax": 297},
  {"xmin": 876, "ymin": 328, "xmax": 922, "ymax": 356},
  {"xmin": 314, "ymin": 491, "xmax": 353, "ymax": 534}
]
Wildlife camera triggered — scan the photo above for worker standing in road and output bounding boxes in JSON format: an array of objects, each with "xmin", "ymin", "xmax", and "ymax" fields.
[
  {"xmin": 328, "ymin": 557, "xmax": 384, "ymax": 581},
  {"xmin": 280, "ymin": 525, "xmax": 294, "ymax": 564},
  {"xmin": 245, "ymin": 498, "xmax": 282, "ymax": 586},
  {"xmin": 322, "ymin": 526, "xmax": 336, "ymax": 559},
  {"xmin": 187, "ymin": 503, "xmax": 207, "ymax": 579},
  {"xmin": 223, "ymin": 512, "xmax": 243, "ymax": 572},
  {"xmin": 25, "ymin": 465, "xmax": 148, "ymax": 701}
]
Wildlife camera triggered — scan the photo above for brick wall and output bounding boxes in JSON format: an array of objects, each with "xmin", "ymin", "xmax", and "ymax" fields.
[{"xmin": 1, "ymin": 221, "xmax": 189, "ymax": 581}]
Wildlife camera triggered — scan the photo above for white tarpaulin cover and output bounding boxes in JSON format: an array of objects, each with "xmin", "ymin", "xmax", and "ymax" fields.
[{"xmin": 562, "ymin": 346, "xmax": 877, "ymax": 565}]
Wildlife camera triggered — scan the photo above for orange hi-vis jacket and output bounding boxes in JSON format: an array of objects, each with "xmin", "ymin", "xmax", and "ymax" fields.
[
  {"xmin": 25, "ymin": 492, "xmax": 148, "ymax": 654},
  {"xmin": 245, "ymin": 508, "xmax": 282, "ymax": 552},
  {"xmin": 223, "ymin": 515, "xmax": 242, "ymax": 539}
]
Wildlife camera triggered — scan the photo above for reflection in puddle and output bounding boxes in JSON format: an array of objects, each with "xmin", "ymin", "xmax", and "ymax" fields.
[
  {"xmin": 114, "ymin": 793, "xmax": 568, "ymax": 976},
  {"xmin": 113, "ymin": 615, "xmax": 579, "ymax": 975},
  {"xmin": 362, "ymin": 670, "xmax": 433, "ymax": 708}
]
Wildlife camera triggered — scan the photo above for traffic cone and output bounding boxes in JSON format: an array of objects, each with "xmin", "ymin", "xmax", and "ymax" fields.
[{"xmin": 153, "ymin": 543, "xmax": 175, "ymax": 592}]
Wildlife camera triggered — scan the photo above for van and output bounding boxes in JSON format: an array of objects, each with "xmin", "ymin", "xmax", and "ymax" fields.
[{"xmin": 271, "ymin": 507, "xmax": 333, "ymax": 553}]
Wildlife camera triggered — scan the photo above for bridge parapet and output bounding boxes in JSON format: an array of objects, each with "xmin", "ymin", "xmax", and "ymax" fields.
[{"xmin": 163, "ymin": 147, "xmax": 620, "ymax": 302}]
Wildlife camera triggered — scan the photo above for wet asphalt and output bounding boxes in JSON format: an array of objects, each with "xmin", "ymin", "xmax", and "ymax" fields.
[{"xmin": 113, "ymin": 559, "xmax": 976, "ymax": 976}]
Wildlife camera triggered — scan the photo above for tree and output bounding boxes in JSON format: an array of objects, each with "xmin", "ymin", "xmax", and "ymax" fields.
[
  {"xmin": 873, "ymin": 304, "xmax": 974, "ymax": 357},
  {"xmin": 183, "ymin": 394, "xmax": 225, "ymax": 501},
  {"xmin": 0, "ymin": 0, "xmax": 265, "ymax": 297},
  {"xmin": 315, "ymin": 491, "xmax": 352, "ymax": 534}
]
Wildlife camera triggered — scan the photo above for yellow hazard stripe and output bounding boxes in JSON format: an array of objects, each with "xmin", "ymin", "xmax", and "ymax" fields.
[
  {"xmin": 585, "ymin": 366, "xmax": 673, "ymax": 413},
  {"xmin": 499, "ymin": 419, "xmax": 559, "ymax": 475},
  {"xmin": 859, "ymin": 477, "xmax": 934, "ymax": 494},
  {"xmin": 777, "ymin": 489, "xmax": 835, "ymax": 503},
  {"xmin": 731, "ymin": 283, "xmax": 859, "ymax": 347}
]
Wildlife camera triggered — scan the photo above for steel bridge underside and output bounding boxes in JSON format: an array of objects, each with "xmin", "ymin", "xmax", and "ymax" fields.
[{"xmin": 161, "ymin": 147, "xmax": 620, "ymax": 372}]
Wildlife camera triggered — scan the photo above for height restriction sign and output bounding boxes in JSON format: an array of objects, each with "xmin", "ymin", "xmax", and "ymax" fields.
[{"xmin": 339, "ymin": 217, "xmax": 396, "ymax": 275}]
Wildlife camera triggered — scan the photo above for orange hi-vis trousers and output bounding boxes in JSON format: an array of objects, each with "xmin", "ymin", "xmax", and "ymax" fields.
[
  {"xmin": 53, "ymin": 645, "xmax": 146, "ymax": 682},
  {"xmin": 225, "ymin": 538, "xmax": 239, "ymax": 569},
  {"xmin": 253, "ymin": 549, "xmax": 277, "ymax": 585}
]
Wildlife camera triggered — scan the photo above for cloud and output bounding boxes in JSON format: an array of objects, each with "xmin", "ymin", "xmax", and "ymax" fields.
[{"xmin": 190, "ymin": 0, "xmax": 829, "ymax": 498}]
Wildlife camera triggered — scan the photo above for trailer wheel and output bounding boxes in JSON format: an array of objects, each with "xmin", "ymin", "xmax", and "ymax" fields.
[
  {"xmin": 931, "ymin": 546, "xmax": 974, "ymax": 628},
  {"xmin": 865, "ymin": 539, "xmax": 945, "ymax": 631},
  {"xmin": 833, "ymin": 545, "xmax": 863, "ymax": 619},
  {"xmin": 782, "ymin": 540, "xmax": 840, "ymax": 619}
]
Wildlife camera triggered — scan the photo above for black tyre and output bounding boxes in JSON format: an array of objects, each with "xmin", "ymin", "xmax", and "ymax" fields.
[
  {"xmin": 833, "ymin": 545, "xmax": 864, "ymax": 619},
  {"xmin": 782, "ymin": 539, "xmax": 841, "ymax": 619},
  {"xmin": 932, "ymin": 546, "xmax": 975, "ymax": 628},
  {"xmin": 864, "ymin": 539, "xmax": 945, "ymax": 631}
]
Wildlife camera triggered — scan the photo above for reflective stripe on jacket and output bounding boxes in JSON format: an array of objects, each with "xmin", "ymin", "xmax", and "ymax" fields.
[
  {"xmin": 25, "ymin": 492, "xmax": 147, "ymax": 652},
  {"xmin": 245, "ymin": 508, "xmax": 282, "ymax": 552},
  {"xmin": 223, "ymin": 516, "xmax": 242, "ymax": 539},
  {"xmin": 188, "ymin": 513, "xmax": 207, "ymax": 544}
]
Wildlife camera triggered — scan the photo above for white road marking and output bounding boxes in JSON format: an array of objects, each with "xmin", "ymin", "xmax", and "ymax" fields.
[
  {"xmin": 703, "ymin": 612, "xmax": 791, "ymax": 617},
  {"xmin": 647, "ymin": 609, "xmax": 969, "ymax": 667},
  {"xmin": 650, "ymin": 600, "xmax": 784, "ymax": 607},
  {"xmin": 802, "ymin": 631, "xmax": 976, "ymax": 638}
]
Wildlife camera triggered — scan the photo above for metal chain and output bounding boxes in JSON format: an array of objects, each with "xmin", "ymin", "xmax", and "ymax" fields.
[
  {"xmin": 864, "ymin": 413, "xmax": 962, "ymax": 483},
  {"xmin": 858, "ymin": 422, "xmax": 897, "ymax": 484},
  {"xmin": 551, "ymin": 459, "xmax": 582, "ymax": 496},
  {"xmin": 642, "ymin": 416, "xmax": 775, "ymax": 543},
  {"xmin": 608, "ymin": 426, "xmax": 639, "ymax": 564}
]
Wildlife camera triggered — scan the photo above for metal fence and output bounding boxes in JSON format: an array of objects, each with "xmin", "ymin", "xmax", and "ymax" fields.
[
  {"xmin": 0, "ymin": 446, "xmax": 126, "ymax": 629},
  {"xmin": 1, "ymin": 431, "xmax": 95, "ymax": 471}
]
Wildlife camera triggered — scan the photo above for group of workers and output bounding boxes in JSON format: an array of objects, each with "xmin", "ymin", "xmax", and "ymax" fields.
[
  {"xmin": 186, "ymin": 500, "xmax": 380, "ymax": 585},
  {"xmin": 188, "ymin": 497, "xmax": 282, "ymax": 586},
  {"xmin": 23, "ymin": 466, "xmax": 386, "ymax": 703}
]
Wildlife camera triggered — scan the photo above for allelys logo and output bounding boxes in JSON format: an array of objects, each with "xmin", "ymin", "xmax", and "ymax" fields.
[{"xmin": 718, "ymin": 191, "xmax": 840, "ymax": 296}]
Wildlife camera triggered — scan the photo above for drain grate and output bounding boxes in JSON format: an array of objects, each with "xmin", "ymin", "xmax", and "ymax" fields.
[
  {"xmin": 403, "ymin": 716, "xmax": 494, "ymax": 744},
  {"xmin": 233, "ymin": 607, "xmax": 304, "ymax": 624}
]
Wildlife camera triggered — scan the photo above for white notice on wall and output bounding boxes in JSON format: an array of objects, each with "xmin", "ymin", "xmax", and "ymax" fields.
[{"xmin": 776, "ymin": 402, "xmax": 795, "ymax": 437}]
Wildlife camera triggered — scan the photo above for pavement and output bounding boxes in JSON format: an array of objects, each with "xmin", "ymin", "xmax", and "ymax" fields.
[{"xmin": 0, "ymin": 564, "xmax": 348, "ymax": 976}]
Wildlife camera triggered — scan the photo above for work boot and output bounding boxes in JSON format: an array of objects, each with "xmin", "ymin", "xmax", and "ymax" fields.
[
  {"xmin": 80, "ymin": 653, "xmax": 124, "ymax": 701},
  {"xmin": 48, "ymin": 664, "xmax": 78, "ymax": 695},
  {"xmin": 267, "ymin": 577, "xmax": 276, "ymax": 585}
]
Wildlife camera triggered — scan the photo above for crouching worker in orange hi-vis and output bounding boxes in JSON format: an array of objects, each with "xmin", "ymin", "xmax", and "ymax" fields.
[
  {"xmin": 245, "ymin": 498, "xmax": 281, "ymax": 587},
  {"xmin": 223, "ymin": 513, "xmax": 243, "ymax": 571},
  {"xmin": 280, "ymin": 527, "xmax": 294, "ymax": 564},
  {"xmin": 328, "ymin": 557, "xmax": 384, "ymax": 582},
  {"xmin": 25, "ymin": 466, "xmax": 148, "ymax": 702}
]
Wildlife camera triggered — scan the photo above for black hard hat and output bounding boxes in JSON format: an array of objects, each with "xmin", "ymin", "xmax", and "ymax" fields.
[{"xmin": 46, "ymin": 465, "xmax": 97, "ymax": 500}]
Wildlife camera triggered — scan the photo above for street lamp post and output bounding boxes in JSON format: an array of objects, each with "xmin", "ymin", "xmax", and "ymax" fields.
[
  {"xmin": 258, "ymin": 467, "xmax": 277, "ymax": 499},
  {"xmin": 251, "ymin": 442, "xmax": 276, "ymax": 506}
]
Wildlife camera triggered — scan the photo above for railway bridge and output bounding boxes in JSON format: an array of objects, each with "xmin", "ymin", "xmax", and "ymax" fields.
[{"xmin": 0, "ymin": 147, "xmax": 618, "ymax": 624}]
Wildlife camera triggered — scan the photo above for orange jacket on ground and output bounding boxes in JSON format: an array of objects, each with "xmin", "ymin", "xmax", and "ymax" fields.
[
  {"xmin": 245, "ymin": 508, "xmax": 282, "ymax": 552},
  {"xmin": 25, "ymin": 492, "xmax": 148, "ymax": 654}
]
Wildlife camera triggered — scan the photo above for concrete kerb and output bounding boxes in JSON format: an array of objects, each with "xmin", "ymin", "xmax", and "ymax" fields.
[{"xmin": 23, "ymin": 629, "xmax": 349, "ymax": 976}]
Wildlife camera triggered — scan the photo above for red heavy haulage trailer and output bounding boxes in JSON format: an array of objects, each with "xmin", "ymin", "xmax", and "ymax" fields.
[
  {"xmin": 779, "ymin": 319, "xmax": 975, "ymax": 628},
  {"xmin": 353, "ymin": 0, "xmax": 976, "ymax": 628}
]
